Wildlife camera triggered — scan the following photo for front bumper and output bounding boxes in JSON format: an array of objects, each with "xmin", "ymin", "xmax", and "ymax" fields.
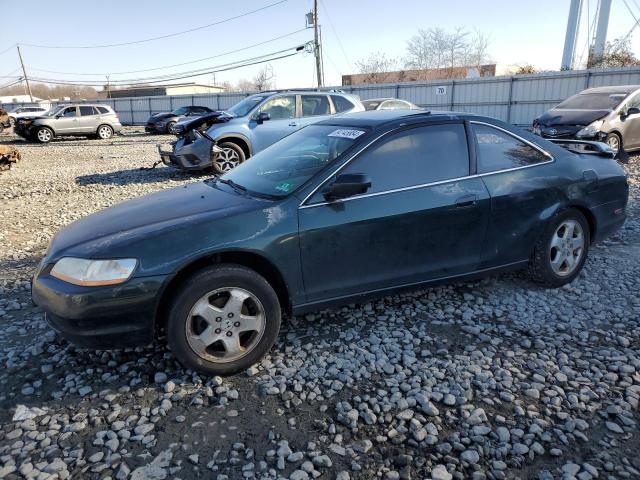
[
  {"xmin": 157, "ymin": 142, "xmax": 213, "ymax": 172},
  {"xmin": 145, "ymin": 123, "xmax": 166, "ymax": 133},
  {"xmin": 533, "ymin": 125, "xmax": 606, "ymax": 142},
  {"xmin": 32, "ymin": 265, "xmax": 166, "ymax": 349}
]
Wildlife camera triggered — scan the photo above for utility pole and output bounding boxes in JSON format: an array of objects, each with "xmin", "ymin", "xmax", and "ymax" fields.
[
  {"xmin": 591, "ymin": 0, "xmax": 612, "ymax": 66},
  {"xmin": 106, "ymin": 75, "xmax": 111, "ymax": 99},
  {"xmin": 561, "ymin": 0, "xmax": 583, "ymax": 70},
  {"xmin": 313, "ymin": 0, "xmax": 322, "ymax": 89},
  {"xmin": 16, "ymin": 45, "xmax": 34, "ymax": 102}
]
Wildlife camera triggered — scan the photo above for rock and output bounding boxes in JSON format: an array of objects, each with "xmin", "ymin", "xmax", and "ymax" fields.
[
  {"xmin": 461, "ymin": 450, "xmax": 480, "ymax": 464},
  {"xmin": 431, "ymin": 464, "xmax": 452, "ymax": 480},
  {"xmin": 312, "ymin": 455, "xmax": 332, "ymax": 468}
]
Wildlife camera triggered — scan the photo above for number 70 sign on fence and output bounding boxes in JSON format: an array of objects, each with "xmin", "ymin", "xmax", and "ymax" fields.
[{"xmin": 435, "ymin": 86, "xmax": 447, "ymax": 95}]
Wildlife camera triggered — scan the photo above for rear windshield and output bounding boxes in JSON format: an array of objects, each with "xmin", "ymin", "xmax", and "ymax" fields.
[
  {"xmin": 215, "ymin": 125, "xmax": 368, "ymax": 197},
  {"xmin": 557, "ymin": 92, "xmax": 628, "ymax": 110}
]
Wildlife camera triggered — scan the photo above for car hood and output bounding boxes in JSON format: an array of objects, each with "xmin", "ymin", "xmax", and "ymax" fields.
[
  {"xmin": 174, "ymin": 111, "xmax": 233, "ymax": 136},
  {"xmin": 47, "ymin": 181, "xmax": 268, "ymax": 259},
  {"xmin": 148, "ymin": 112, "xmax": 174, "ymax": 121},
  {"xmin": 537, "ymin": 108, "xmax": 610, "ymax": 127}
]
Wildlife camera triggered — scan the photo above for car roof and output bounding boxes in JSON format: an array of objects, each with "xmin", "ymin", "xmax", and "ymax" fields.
[
  {"xmin": 315, "ymin": 109, "xmax": 468, "ymax": 128},
  {"xmin": 581, "ymin": 85, "xmax": 640, "ymax": 95}
]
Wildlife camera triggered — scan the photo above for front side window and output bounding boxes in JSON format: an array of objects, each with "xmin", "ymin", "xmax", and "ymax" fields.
[
  {"xmin": 255, "ymin": 95, "xmax": 296, "ymax": 120},
  {"xmin": 332, "ymin": 95, "xmax": 355, "ymax": 113},
  {"xmin": 62, "ymin": 107, "xmax": 77, "ymax": 117},
  {"xmin": 472, "ymin": 124, "xmax": 548, "ymax": 173},
  {"xmin": 217, "ymin": 125, "xmax": 365, "ymax": 197},
  {"xmin": 301, "ymin": 95, "xmax": 330, "ymax": 116},
  {"xmin": 341, "ymin": 123, "xmax": 469, "ymax": 194},
  {"xmin": 79, "ymin": 106, "xmax": 96, "ymax": 116}
]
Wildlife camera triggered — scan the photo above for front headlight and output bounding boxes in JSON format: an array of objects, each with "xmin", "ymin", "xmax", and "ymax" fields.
[
  {"xmin": 50, "ymin": 258, "xmax": 137, "ymax": 286},
  {"xmin": 576, "ymin": 119, "xmax": 604, "ymax": 137}
]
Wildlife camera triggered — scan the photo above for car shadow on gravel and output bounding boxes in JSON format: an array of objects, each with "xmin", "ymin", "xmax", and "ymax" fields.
[{"xmin": 76, "ymin": 167, "xmax": 212, "ymax": 186}]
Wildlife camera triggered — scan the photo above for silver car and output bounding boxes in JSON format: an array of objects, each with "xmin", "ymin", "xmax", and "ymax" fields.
[
  {"xmin": 14, "ymin": 104, "xmax": 123, "ymax": 143},
  {"xmin": 533, "ymin": 85, "xmax": 640, "ymax": 153}
]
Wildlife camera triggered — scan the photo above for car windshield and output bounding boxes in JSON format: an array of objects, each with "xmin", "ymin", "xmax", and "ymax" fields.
[
  {"xmin": 227, "ymin": 95, "xmax": 268, "ymax": 117},
  {"xmin": 44, "ymin": 106, "xmax": 65, "ymax": 117},
  {"xmin": 557, "ymin": 92, "xmax": 628, "ymax": 110},
  {"xmin": 215, "ymin": 125, "xmax": 368, "ymax": 197},
  {"xmin": 171, "ymin": 107, "xmax": 190, "ymax": 115}
]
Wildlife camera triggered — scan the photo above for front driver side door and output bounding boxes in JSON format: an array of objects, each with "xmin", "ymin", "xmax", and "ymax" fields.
[
  {"xmin": 54, "ymin": 106, "xmax": 79, "ymax": 133},
  {"xmin": 298, "ymin": 122, "xmax": 491, "ymax": 302},
  {"xmin": 249, "ymin": 95, "xmax": 298, "ymax": 152}
]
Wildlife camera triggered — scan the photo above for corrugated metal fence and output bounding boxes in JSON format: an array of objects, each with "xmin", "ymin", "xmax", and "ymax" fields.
[{"xmin": 3, "ymin": 67, "xmax": 640, "ymax": 126}]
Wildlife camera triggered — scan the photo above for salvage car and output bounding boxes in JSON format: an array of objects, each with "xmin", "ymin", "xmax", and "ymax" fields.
[
  {"xmin": 158, "ymin": 90, "xmax": 364, "ymax": 174},
  {"xmin": 362, "ymin": 98, "xmax": 420, "ymax": 111},
  {"xmin": 14, "ymin": 104, "xmax": 122, "ymax": 143},
  {"xmin": 145, "ymin": 106, "xmax": 214, "ymax": 134},
  {"xmin": 532, "ymin": 85, "xmax": 640, "ymax": 153},
  {"xmin": 32, "ymin": 110, "xmax": 628, "ymax": 375}
]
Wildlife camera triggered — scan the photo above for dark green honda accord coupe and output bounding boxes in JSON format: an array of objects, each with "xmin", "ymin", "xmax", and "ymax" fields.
[{"xmin": 32, "ymin": 110, "xmax": 629, "ymax": 375}]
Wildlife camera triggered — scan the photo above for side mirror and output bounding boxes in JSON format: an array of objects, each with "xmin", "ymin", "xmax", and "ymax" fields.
[
  {"xmin": 625, "ymin": 107, "xmax": 640, "ymax": 116},
  {"xmin": 323, "ymin": 173, "xmax": 371, "ymax": 201},
  {"xmin": 255, "ymin": 112, "xmax": 270, "ymax": 124}
]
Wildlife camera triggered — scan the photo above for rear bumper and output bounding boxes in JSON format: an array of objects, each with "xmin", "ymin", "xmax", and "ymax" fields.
[
  {"xmin": 591, "ymin": 199, "xmax": 627, "ymax": 244},
  {"xmin": 32, "ymin": 269, "xmax": 166, "ymax": 349}
]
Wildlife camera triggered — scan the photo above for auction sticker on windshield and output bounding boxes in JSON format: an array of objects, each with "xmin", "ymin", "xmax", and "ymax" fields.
[{"xmin": 328, "ymin": 129, "xmax": 366, "ymax": 140}]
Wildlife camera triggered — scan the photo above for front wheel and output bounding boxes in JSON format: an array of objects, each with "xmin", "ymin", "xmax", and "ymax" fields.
[
  {"xmin": 166, "ymin": 121, "xmax": 176, "ymax": 134},
  {"xmin": 605, "ymin": 132, "xmax": 622, "ymax": 153},
  {"xmin": 35, "ymin": 127, "xmax": 53, "ymax": 143},
  {"xmin": 213, "ymin": 142, "xmax": 246, "ymax": 174},
  {"xmin": 166, "ymin": 264, "xmax": 281, "ymax": 376},
  {"xmin": 529, "ymin": 209, "xmax": 590, "ymax": 287},
  {"xmin": 97, "ymin": 124, "xmax": 114, "ymax": 140}
]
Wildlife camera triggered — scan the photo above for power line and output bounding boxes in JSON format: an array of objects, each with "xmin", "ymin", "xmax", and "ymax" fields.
[
  {"xmin": 319, "ymin": 0, "xmax": 352, "ymax": 70},
  {"xmin": 20, "ymin": 1, "xmax": 288, "ymax": 49},
  {"xmin": 621, "ymin": 0, "xmax": 640, "ymax": 41},
  {"xmin": 0, "ymin": 79, "xmax": 24, "ymax": 90},
  {"xmin": 28, "ymin": 44, "xmax": 309, "ymax": 87},
  {"xmin": 28, "ymin": 28, "xmax": 309, "ymax": 76},
  {"xmin": 0, "ymin": 44, "xmax": 16, "ymax": 57}
]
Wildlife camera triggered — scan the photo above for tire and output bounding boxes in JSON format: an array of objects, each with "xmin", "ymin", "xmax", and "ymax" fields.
[
  {"xmin": 166, "ymin": 121, "xmax": 176, "ymax": 134},
  {"xmin": 605, "ymin": 132, "xmax": 622, "ymax": 153},
  {"xmin": 35, "ymin": 127, "xmax": 53, "ymax": 144},
  {"xmin": 213, "ymin": 141, "xmax": 246, "ymax": 174},
  {"xmin": 9, "ymin": 117, "xmax": 15, "ymax": 127},
  {"xmin": 0, "ymin": 124, "xmax": 4, "ymax": 134},
  {"xmin": 166, "ymin": 264, "xmax": 281, "ymax": 376},
  {"xmin": 97, "ymin": 124, "xmax": 114, "ymax": 140},
  {"xmin": 529, "ymin": 209, "xmax": 590, "ymax": 287}
]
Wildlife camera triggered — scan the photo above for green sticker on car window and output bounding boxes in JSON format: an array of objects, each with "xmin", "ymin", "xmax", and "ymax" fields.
[{"xmin": 275, "ymin": 182, "xmax": 294, "ymax": 193}]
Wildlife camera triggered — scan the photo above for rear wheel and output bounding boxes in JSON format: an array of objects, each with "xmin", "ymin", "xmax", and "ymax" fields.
[
  {"xmin": 166, "ymin": 264, "xmax": 281, "ymax": 375},
  {"xmin": 35, "ymin": 127, "xmax": 53, "ymax": 143},
  {"xmin": 97, "ymin": 124, "xmax": 114, "ymax": 140},
  {"xmin": 213, "ymin": 142, "xmax": 246, "ymax": 174},
  {"xmin": 605, "ymin": 132, "xmax": 622, "ymax": 153},
  {"xmin": 529, "ymin": 209, "xmax": 590, "ymax": 287}
]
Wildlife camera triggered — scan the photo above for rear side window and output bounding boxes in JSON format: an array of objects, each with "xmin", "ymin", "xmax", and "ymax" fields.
[
  {"xmin": 302, "ymin": 95, "xmax": 330, "ymax": 116},
  {"xmin": 331, "ymin": 95, "xmax": 355, "ymax": 113},
  {"xmin": 79, "ymin": 106, "xmax": 96, "ymax": 116},
  {"xmin": 96, "ymin": 106, "xmax": 110, "ymax": 114},
  {"xmin": 342, "ymin": 123, "xmax": 469, "ymax": 194},
  {"xmin": 472, "ymin": 124, "xmax": 548, "ymax": 174}
]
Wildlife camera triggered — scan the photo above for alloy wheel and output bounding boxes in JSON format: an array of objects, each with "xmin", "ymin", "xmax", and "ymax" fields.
[
  {"xmin": 98, "ymin": 126, "xmax": 113, "ymax": 139},
  {"xmin": 549, "ymin": 219, "xmax": 585, "ymax": 277},
  {"xmin": 606, "ymin": 135, "xmax": 620, "ymax": 152},
  {"xmin": 214, "ymin": 147, "xmax": 241, "ymax": 172},
  {"xmin": 37, "ymin": 129, "xmax": 52, "ymax": 142},
  {"xmin": 185, "ymin": 287, "xmax": 266, "ymax": 363}
]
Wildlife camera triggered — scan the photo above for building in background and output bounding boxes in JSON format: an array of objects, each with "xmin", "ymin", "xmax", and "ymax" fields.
[
  {"xmin": 342, "ymin": 64, "xmax": 496, "ymax": 86},
  {"xmin": 0, "ymin": 95, "xmax": 44, "ymax": 104},
  {"xmin": 104, "ymin": 83, "xmax": 226, "ymax": 98}
]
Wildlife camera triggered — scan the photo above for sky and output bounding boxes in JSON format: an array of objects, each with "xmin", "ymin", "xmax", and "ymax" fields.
[{"xmin": 0, "ymin": 0, "xmax": 639, "ymax": 91}]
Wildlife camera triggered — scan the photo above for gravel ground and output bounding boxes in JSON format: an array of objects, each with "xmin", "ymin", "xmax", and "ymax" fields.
[{"xmin": 0, "ymin": 127, "xmax": 639, "ymax": 480}]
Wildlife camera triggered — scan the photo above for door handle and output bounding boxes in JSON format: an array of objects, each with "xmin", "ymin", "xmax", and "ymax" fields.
[
  {"xmin": 455, "ymin": 194, "xmax": 477, "ymax": 208},
  {"xmin": 288, "ymin": 122, "xmax": 297, "ymax": 127}
]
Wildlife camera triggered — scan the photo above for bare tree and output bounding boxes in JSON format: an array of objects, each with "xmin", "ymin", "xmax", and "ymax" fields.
[
  {"xmin": 588, "ymin": 36, "xmax": 640, "ymax": 68},
  {"xmin": 354, "ymin": 52, "xmax": 400, "ymax": 83},
  {"xmin": 0, "ymin": 82, "xmax": 99, "ymax": 100},
  {"xmin": 405, "ymin": 27, "xmax": 492, "ymax": 77},
  {"xmin": 514, "ymin": 64, "xmax": 537, "ymax": 75},
  {"xmin": 253, "ymin": 65, "xmax": 274, "ymax": 92}
]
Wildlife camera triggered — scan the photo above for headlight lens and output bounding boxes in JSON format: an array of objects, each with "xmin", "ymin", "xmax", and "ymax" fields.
[
  {"xmin": 50, "ymin": 258, "xmax": 137, "ymax": 286},
  {"xmin": 576, "ymin": 119, "xmax": 604, "ymax": 137}
]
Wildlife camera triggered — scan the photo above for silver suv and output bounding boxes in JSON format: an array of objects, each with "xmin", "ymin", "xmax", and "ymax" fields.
[
  {"xmin": 159, "ymin": 90, "xmax": 364, "ymax": 173},
  {"xmin": 14, "ymin": 104, "xmax": 123, "ymax": 143}
]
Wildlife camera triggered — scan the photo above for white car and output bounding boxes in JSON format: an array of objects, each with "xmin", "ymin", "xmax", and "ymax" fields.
[{"xmin": 8, "ymin": 106, "xmax": 50, "ymax": 125}]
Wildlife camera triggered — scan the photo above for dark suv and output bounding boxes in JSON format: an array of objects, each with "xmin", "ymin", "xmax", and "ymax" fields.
[{"xmin": 145, "ymin": 106, "xmax": 213, "ymax": 134}]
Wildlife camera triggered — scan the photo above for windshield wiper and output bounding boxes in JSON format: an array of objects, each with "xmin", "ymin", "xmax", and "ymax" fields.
[{"xmin": 217, "ymin": 178, "xmax": 247, "ymax": 195}]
